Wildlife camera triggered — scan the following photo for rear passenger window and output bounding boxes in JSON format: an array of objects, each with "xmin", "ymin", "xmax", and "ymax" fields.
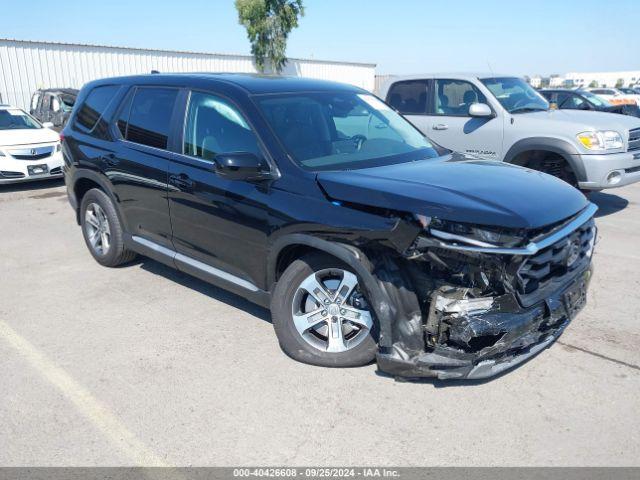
[
  {"xmin": 118, "ymin": 87, "xmax": 178, "ymax": 150},
  {"xmin": 386, "ymin": 80, "xmax": 428, "ymax": 115},
  {"xmin": 75, "ymin": 85, "xmax": 119, "ymax": 133},
  {"xmin": 183, "ymin": 91, "xmax": 260, "ymax": 159}
]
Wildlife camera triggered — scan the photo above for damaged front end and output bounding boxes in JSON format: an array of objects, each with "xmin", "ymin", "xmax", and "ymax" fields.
[{"xmin": 376, "ymin": 203, "xmax": 598, "ymax": 380}]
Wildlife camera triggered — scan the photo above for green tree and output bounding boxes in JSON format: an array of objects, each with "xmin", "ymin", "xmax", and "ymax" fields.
[
  {"xmin": 615, "ymin": 78, "xmax": 624, "ymax": 88},
  {"xmin": 588, "ymin": 80, "xmax": 599, "ymax": 88},
  {"xmin": 236, "ymin": 0, "xmax": 304, "ymax": 74}
]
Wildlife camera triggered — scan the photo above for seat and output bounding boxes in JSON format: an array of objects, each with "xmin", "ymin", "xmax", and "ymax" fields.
[
  {"xmin": 463, "ymin": 90, "xmax": 478, "ymax": 106},
  {"xmin": 281, "ymin": 102, "xmax": 331, "ymax": 160},
  {"xmin": 437, "ymin": 94, "xmax": 450, "ymax": 114}
]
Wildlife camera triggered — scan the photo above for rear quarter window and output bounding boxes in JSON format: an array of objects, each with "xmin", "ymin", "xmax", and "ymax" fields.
[{"xmin": 74, "ymin": 85, "xmax": 120, "ymax": 134}]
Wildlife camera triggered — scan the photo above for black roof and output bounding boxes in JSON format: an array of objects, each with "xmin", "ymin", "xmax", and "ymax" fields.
[{"xmin": 89, "ymin": 73, "xmax": 363, "ymax": 95}]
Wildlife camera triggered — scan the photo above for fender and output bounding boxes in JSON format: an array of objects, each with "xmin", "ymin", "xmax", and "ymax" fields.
[
  {"xmin": 267, "ymin": 234, "xmax": 398, "ymax": 348},
  {"xmin": 69, "ymin": 169, "xmax": 126, "ymax": 228},
  {"xmin": 503, "ymin": 137, "xmax": 587, "ymax": 182}
]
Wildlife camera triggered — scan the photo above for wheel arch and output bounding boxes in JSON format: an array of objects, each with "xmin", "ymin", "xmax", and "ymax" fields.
[
  {"xmin": 504, "ymin": 137, "xmax": 586, "ymax": 182},
  {"xmin": 71, "ymin": 171, "xmax": 125, "ymax": 227},
  {"xmin": 267, "ymin": 234, "xmax": 398, "ymax": 348}
]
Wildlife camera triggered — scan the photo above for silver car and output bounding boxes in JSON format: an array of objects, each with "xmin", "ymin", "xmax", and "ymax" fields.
[{"xmin": 378, "ymin": 74, "xmax": 640, "ymax": 190}]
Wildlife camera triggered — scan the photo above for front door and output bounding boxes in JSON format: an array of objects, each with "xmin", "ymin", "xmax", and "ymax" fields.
[
  {"xmin": 389, "ymin": 79, "xmax": 504, "ymax": 160},
  {"xmin": 167, "ymin": 90, "xmax": 272, "ymax": 289},
  {"xmin": 423, "ymin": 79, "xmax": 504, "ymax": 160}
]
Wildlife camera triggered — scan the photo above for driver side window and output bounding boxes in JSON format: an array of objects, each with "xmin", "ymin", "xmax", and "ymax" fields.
[
  {"xmin": 433, "ymin": 80, "xmax": 487, "ymax": 116},
  {"xmin": 183, "ymin": 91, "xmax": 261, "ymax": 160}
]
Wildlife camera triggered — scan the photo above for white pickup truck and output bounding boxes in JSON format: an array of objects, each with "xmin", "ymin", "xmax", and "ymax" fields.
[{"xmin": 378, "ymin": 74, "xmax": 640, "ymax": 190}]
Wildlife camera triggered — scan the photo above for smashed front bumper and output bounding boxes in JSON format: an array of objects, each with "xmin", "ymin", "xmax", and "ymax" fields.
[{"xmin": 376, "ymin": 267, "xmax": 592, "ymax": 380}]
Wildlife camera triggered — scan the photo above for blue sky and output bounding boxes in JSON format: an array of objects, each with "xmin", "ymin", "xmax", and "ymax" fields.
[{"xmin": 3, "ymin": 0, "xmax": 639, "ymax": 75}]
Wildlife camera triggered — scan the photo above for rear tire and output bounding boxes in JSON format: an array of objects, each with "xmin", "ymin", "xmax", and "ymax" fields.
[
  {"xmin": 271, "ymin": 253, "xmax": 378, "ymax": 368},
  {"xmin": 80, "ymin": 188, "xmax": 136, "ymax": 267}
]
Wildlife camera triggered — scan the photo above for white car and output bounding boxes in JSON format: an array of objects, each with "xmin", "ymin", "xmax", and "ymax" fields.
[
  {"xmin": 0, "ymin": 105, "xmax": 63, "ymax": 184},
  {"xmin": 586, "ymin": 88, "xmax": 640, "ymax": 106}
]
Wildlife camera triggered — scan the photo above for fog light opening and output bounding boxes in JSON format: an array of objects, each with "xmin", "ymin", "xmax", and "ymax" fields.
[{"xmin": 606, "ymin": 170, "xmax": 623, "ymax": 185}]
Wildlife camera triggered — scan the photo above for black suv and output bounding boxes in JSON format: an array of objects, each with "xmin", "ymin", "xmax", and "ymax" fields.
[
  {"xmin": 62, "ymin": 74, "xmax": 597, "ymax": 380},
  {"xmin": 30, "ymin": 88, "xmax": 79, "ymax": 131}
]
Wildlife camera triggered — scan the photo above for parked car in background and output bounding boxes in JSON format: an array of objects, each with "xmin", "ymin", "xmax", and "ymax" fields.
[
  {"xmin": 0, "ymin": 105, "xmax": 63, "ymax": 184},
  {"xmin": 619, "ymin": 87, "xmax": 640, "ymax": 97},
  {"xmin": 585, "ymin": 88, "xmax": 639, "ymax": 106},
  {"xmin": 540, "ymin": 89, "xmax": 640, "ymax": 118},
  {"xmin": 30, "ymin": 88, "xmax": 78, "ymax": 131},
  {"xmin": 62, "ymin": 74, "xmax": 597, "ymax": 380},
  {"xmin": 379, "ymin": 74, "xmax": 640, "ymax": 190}
]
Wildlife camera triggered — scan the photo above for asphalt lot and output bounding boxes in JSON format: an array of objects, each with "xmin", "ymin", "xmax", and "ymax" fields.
[{"xmin": 1, "ymin": 179, "xmax": 639, "ymax": 467}]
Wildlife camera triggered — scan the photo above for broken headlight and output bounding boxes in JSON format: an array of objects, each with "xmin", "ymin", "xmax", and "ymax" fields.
[{"xmin": 418, "ymin": 216, "xmax": 525, "ymax": 248}]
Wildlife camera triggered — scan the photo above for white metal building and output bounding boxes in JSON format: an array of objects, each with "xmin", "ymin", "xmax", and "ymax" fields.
[{"xmin": 0, "ymin": 38, "xmax": 376, "ymax": 110}]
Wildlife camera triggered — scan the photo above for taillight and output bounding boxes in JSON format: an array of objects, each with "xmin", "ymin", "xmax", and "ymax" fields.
[{"xmin": 59, "ymin": 133, "xmax": 65, "ymax": 143}]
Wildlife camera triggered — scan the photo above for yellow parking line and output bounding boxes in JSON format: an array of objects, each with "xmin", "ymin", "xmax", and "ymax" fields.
[{"xmin": 0, "ymin": 320, "xmax": 171, "ymax": 467}]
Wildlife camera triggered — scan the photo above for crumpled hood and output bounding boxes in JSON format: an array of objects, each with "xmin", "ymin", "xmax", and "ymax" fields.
[
  {"xmin": 0, "ymin": 127, "xmax": 59, "ymax": 147},
  {"xmin": 316, "ymin": 154, "xmax": 590, "ymax": 229}
]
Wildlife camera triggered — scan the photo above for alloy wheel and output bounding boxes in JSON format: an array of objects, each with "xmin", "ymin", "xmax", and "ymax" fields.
[
  {"xmin": 84, "ymin": 203, "xmax": 111, "ymax": 256},
  {"xmin": 291, "ymin": 268, "xmax": 374, "ymax": 353}
]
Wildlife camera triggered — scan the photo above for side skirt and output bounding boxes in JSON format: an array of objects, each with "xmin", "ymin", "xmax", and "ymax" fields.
[{"xmin": 124, "ymin": 234, "xmax": 271, "ymax": 309}]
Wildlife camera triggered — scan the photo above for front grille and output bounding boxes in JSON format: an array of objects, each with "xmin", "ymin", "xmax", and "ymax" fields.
[
  {"xmin": 629, "ymin": 128, "xmax": 640, "ymax": 152},
  {"xmin": 8, "ymin": 146, "xmax": 54, "ymax": 160},
  {"xmin": 50, "ymin": 167, "xmax": 62, "ymax": 175},
  {"xmin": 0, "ymin": 171, "xmax": 26, "ymax": 179},
  {"xmin": 517, "ymin": 219, "xmax": 595, "ymax": 295}
]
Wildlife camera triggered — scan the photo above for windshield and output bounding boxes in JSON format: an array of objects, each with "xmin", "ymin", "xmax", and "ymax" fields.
[
  {"xmin": 0, "ymin": 108, "xmax": 41, "ymax": 130},
  {"xmin": 256, "ymin": 92, "xmax": 442, "ymax": 171},
  {"xmin": 579, "ymin": 90, "xmax": 611, "ymax": 107},
  {"xmin": 481, "ymin": 77, "xmax": 549, "ymax": 113}
]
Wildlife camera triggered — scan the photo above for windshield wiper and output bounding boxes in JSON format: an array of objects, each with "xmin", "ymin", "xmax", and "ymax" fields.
[{"xmin": 510, "ymin": 107, "xmax": 548, "ymax": 114}]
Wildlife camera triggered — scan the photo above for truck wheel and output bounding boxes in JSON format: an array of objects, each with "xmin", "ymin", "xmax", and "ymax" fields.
[
  {"xmin": 80, "ymin": 188, "xmax": 137, "ymax": 267},
  {"xmin": 539, "ymin": 155, "xmax": 578, "ymax": 188},
  {"xmin": 271, "ymin": 253, "xmax": 378, "ymax": 367}
]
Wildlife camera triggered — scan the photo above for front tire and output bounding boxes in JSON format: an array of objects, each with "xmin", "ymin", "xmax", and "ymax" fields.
[
  {"xmin": 80, "ymin": 188, "xmax": 136, "ymax": 267},
  {"xmin": 271, "ymin": 253, "xmax": 378, "ymax": 367}
]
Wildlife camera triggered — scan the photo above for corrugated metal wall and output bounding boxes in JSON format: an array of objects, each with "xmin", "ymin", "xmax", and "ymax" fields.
[{"xmin": 0, "ymin": 39, "xmax": 376, "ymax": 110}]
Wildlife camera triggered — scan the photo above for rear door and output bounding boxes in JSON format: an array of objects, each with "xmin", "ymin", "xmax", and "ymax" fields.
[
  {"xmin": 108, "ymin": 86, "xmax": 179, "ymax": 248},
  {"xmin": 30, "ymin": 92, "xmax": 41, "ymax": 117},
  {"xmin": 40, "ymin": 94, "xmax": 52, "ymax": 123},
  {"xmin": 50, "ymin": 95, "xmax": 66, "ymax": 129},
  {"xmin": 167, "ymin": 89, "xmax": 272, "ymax": 290}
]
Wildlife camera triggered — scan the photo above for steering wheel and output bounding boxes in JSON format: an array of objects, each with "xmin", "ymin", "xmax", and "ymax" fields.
[
  {"xmin": 351, "ymin": 134, "xmax": 367, "ymax": 151},
  {"xmin": 511, "ymin": 97, "xmax": 529, "ymax": 110}
]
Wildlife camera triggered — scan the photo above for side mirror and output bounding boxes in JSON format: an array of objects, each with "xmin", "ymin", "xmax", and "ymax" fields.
[
  {"xmin": 213, "ymin": 152, "xmax": 268, "ymax": 180},
  {"xmin": 468, "ymin": 103, "xmax": 493, "ymax": 118},
  {"xmin": 42, "ymin": 122, "xmax": 54, "ymax": 129}
]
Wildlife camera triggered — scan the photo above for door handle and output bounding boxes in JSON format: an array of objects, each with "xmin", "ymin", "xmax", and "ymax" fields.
[
  {"xmin": 169, "ymin": 173, "xmax": 194, "ymax": 191},
  {"xmin": 101, "ymin": 154, "xmax": 119, "ymax": 167},
  {"xmin": 432, "ymin": 124, "xmax": 449, "ymax": 130}
]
